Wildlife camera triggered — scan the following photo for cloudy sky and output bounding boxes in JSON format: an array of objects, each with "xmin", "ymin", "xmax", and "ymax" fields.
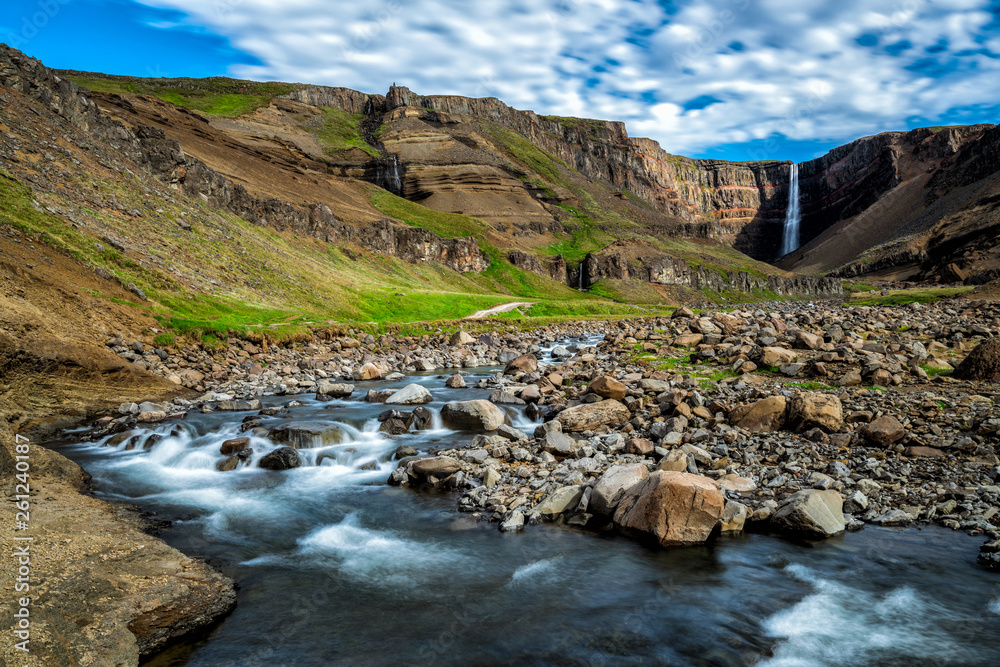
[{"xmin": 3, "ymin": 0, "xmax": 1000, "ymax": 161}]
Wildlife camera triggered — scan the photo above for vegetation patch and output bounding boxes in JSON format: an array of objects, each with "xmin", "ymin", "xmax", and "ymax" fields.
[{"xmin": 309, "ymin": 108, "xmax": 381, "ymax": 157}]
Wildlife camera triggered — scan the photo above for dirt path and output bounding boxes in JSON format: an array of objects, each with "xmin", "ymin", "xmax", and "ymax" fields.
[{"xmin": 464, "ymin": 301, "xmax": 535, "ymax": 319}]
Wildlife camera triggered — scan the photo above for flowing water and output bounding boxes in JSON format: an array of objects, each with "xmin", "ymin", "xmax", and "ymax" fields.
[
  {"xmin": 780, "ymin": 163, "xmax": 801, "ymax": 257},
  {"xmin": 50, "ymin": 342, "xmax": 1000, "ymax": 666}
]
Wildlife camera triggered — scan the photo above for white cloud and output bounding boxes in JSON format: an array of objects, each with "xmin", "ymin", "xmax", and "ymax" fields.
[{"xmin": 136, "ymin": 0, "xmax": 1000, "ymax": 158}]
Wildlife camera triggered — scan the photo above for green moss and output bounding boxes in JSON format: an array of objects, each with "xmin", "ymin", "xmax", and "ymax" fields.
[
  {"xmin": 153, "ymin": 333, "xmax": 175, "ymax": 347},
  {"xmin": 480, "ymin": 122, "xmax": 570, "ymax": 187},
  {"xmin": 847, "ymin": 286, "xmax": 973, "ymax": 306}
]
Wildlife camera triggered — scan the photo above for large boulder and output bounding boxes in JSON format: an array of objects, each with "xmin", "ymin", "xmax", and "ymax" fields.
[
  {"xmin": 556, "ymin": 400, "xmax": 631, "ymax": 432},
  {"xmin": 410, "ymin": 456, "xmax": 462, "ymax": 478},
  {"xmin": 729, "ymin": 396, "xmax": 787, "ymax": 433},
  {"xmin": 860, "ymin": 415, "xmax": 906, "ymax": 447},
  {"xmin": 258, "ymin": 447, "xmax": 302, "ymax": 471},
  {"xmin": 588, "ymin": 376, "xmax": 627, "ymax": 400},
  {"xmin": 385, "ymin": 384, "xmax": 433, "ymax": 405},
  {"xmin": 591, "ymin": 464, "xmax": 649, "ymax": 515},
  {"xmin": 771, "ymin": 489, "xmax": 845, "ymax": 538},
  {"xmin": 268, "ymin": 422, "xmax": 346, "ymax": 449},
  {"xmin": 953, "ymin": 339, "xmax": 1000, "ymax": 381},
  {"xmin": 612, "ymin": 471, "xmax": 725, "ymax": 546},
  {"xmin": 787, "ymin": 393, "xmax": 843, "ymax": 432},
  {"xmin": 450, "ymin": 330, "xmax": 476, "ymax": 346},
  {"xmin": 759, "ymin": 347, "xmax": 798, "ymax": 366},
  {"xmin": 440, "ymin": 400, "xmax": 507, "ymax": 431},
  {"xmin": 504, "ymin": 353, "xmax": 538, "ymax": 374}
]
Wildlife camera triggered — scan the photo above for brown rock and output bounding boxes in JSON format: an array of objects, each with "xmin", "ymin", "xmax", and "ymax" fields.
[
  {"xmin": 613, "ymin": 471, "xmax": 725, "ymax": 546},
  {"xmin": 860, "ymin": 415, "xmax": 906, "ymax": 446},
  {"xmin": 729, "ymin": 396, "xmax": 787, "ymax": 432},
  {"xmin": 626, "ymin": 438, "xmax": 654, "ymax": 455},
  {"xmin": 504, "ymin": 353, "xmax": 538, "ymax": 374},
  {"xmin": 220, "ymin": 437, "xmax": 250, "ymax": 455},
  {"xmin": 556, "ymin": 399, "xmax": 631, "ymax": 432},
  {"xmin": 904, "ymin": 446, "xmax": 946, "ymax": 458},
  {"xmin": 953, "ymin": 339, "xmax": 1000, "ymax": 381},
  {"xmin": 588, "ymin": 375, "xmax": 627, "ymax": 400},
  {"xmin": 787, "ymin": 393, "xmax": 843, "ymax": 432}
]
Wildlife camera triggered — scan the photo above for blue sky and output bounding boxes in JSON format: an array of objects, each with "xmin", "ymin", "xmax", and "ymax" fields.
[{"xmin": 3, "ymin": 0, "xmax": 1000, "ymax": 162}]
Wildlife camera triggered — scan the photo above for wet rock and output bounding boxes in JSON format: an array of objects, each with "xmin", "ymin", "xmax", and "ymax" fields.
[
  {"xmin": 316, "ymin": 382, "xmax": 354, "ymax": 399},
  {"xmin": 412, "ymin": 406, "xmax": 434, "ymax": 430},
  {"xmin": 441, "ymin": 399, "xmax": 507, "ymax": 431},
  {"xmin": 533, "ymin": 485, "xmax": 584, "ymax": 517},
  {"xmin": 216, "ymin": 399, "xmax": 263, "ymax": 412},
  {"xmin": 556, "ymin": 399, "xmax": 631, "ymax": 432},
  {"xmin": 771, "ymin": 490, "xmax": 845, "ymax": 538},
  {"xmin": 720, "ymin": 500, "xmax": 748, "ymax": 533},
  {"xmin": 445, "ymin": 373, "xmax": 466, "ymax": 388},
  {"xmin": 268, "ymin": 422, "xmax": 346, "ymax": 448},
  {"xmin": 259, "ymin": 447, "xmax": 302, "ymax": 470},
  {"xmin": 220, "ymin": 437, "xmax": 250, "ymax": 456},
  {"xmin": 613, "ymin": 471, "xmax": 725, "ymax": 546},
  {"xmin": 500, "ymin": 511, "xmax": 525, "ymax": 532},
  {"xmin": 591, "ymin": 463, "xmax": 649, "ymax": 515},
  {"xmin": 137, "ymin": 411, "xmax": 166, "ymax": 423},
  {"xmin": 385, "ymin": 383, "xmax": 433, "ymax": 405},
  {"xmin": 366, "ymin": 389, "xmax": 395, "ymax": 403}
]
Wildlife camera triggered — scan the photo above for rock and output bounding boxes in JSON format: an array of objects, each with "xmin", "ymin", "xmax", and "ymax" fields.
[
  {"xmin": 556, "ymin": 399, "xmax": 631, "ymax": 432},
  {"xmin": 591, "ymin": 464, "xmax": 649, "ymax": 515},
  {"xmin": 440, "ymin": 400, "xmax": 507, "ymax": 431},
  {"xmin": 450, "ymin": 330, "xmax": 476, "ymax": 346},
  {"xmin": 268, "ymin": 422, "xmax": 346, "ymax": 448},
  {"xmin": 787, "ymin": 393, "xmax": 843, "ymax": 432},
  {"xmin": 137, "ymin": 411, "xmax": 166, "ymax": 423},
  {"xmin": 410, "ymin": 456, "xmax": 462, "ymax": 478},
  {"xmin": 118, "ymin": 402, "xmax": 139, "ymax": 415},
  {"xmin": 354, "ymin": 363, "xmax": 382, "ymax": 380},
  {"xmin": 717, "ymin": 474, "xmax": 756, "ymax": 492},
  {"xmin": 760, "ymin": 347, "xmax": 798, "ymax": 366},
  {"xmin": 385, "ymin": 383, "xmax": 433, "ymax": 405},
  {"xmin": 838, "ymin": 369, "xmax": 862, "ymax": 386},
  {"xmin": 903, "ymin": 445, "xmax": 945, "ymax": 458},
  {"xmin": 445, "ymin": 373, "xmax": 466, "ymax": 388},
  {"xmin": 504, "ymin": 353, "xmax": 538, "ymax": 374},
  {"xmin": 612, "ymin": 471, "xmax": 725, "ymax": 546},
  {"xmin": 720, "ymin": 500, "xmax": 748, "ymax": 533},
  {"xmin": 843, "ymin": 490, "xmax": 868, "ymax": 514},
  {"xmin": 626, "ymin": 438, "xmax": 654, "ymax": 456},
  {"xmin": 588, "ymin": 375, "xmax": 627, "ymax": 400},
  {"xmin": 541, "ymin": 431, "xmax": 579, "ymax": 457},
  {"xmin": 657, "ymin": 449, "xmax": 690, "ymax": 472},
  {"xmin": 550, "ymin": 345, "xmax": 572, "ymax": 359},
  {"xmin": 220, "ymin": 437, "xmax": 250, "ymax": 456},
  {"xmin": 952, "ymin": 339, "xmax": 1000, "ymax": 381},
  {"xmin": 489, "ymin": 389, "xmax": 525, "ymax": 405},
  {"xmin": 729, "ymin": 396, "xmax": 787, "ymax": 433},
  {"xmin": 484, "ymin": 468, "xmax": 501, "ymax": 487},
  {"xmin": 771, "ymin": 489, "xmax": 845, "ymax": 538},
  {"xmin": 259, "ymin": 447, "xmax": 302, "ymax": 470},
  {"xmin": 216, "ymin": 456, "xmax": 240, "ymax": 472},
  {"xmin": 216, "ymin": 399, "xmax": 263, "ymax": 412},
  {"xmin": 500, "ymin": 511, "xmax": 525, "ymax": 532},
  {"xmin": 870, "ymin": 509, "xmax": 915, "ymax": 526},
  {"xmin": 316, "ymin": 382, "xmax": 354, "ymax": 399},
  {"xmin": 366, "ymin": 389, "xmax": 395, "ymax": 403},
  {"xmin": 860, "ymin": 415, "xmax": 906, "ymax": 447},
  {"xmin": 394, "ymin": 445, "xmax": 418, "ymax": 459},
  {"xmin": 533, "ymin": 485, "xmax": 584, "ymax": 516},
  {"xmin": 672, "ymin": 333, "xmax": 704, "ymax": 347}
]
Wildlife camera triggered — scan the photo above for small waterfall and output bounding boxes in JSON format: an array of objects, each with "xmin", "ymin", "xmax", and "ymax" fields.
[
  {"xmin": 390, "ymin": 154, "xmax": 402, "ymax": 194},
  {"xmin": 578, "ymin": 257, "xmax": 586, "ymax": 291},
  {"xmin": 780, "ymin": 163, "xmax": 801, "ymax": 256}
]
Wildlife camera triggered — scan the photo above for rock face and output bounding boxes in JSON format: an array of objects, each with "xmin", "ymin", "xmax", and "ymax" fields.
[
  {"xmin": 953, "ymin": 339, "xmax": 1000, "ymax": 381},
  {"xmin": 591, "ymin": 463, "xmax": 649, "ymax": 515},
  {"xmin": 771, "ymin": 490, "xmax": 846, "ymax": 538},
  {"xmin": 612, "ymin": 471, "xmax": 725, "ymax": 546},
  {"xmin": 555, "ymin": 400, "xmax": 631, "ymax": 432},
  {"xmin": 440, "ymin": 400, "xmax": 507, "ymax": 431}
]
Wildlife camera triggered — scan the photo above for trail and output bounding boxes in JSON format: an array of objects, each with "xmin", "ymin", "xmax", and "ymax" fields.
[{"xmin": 463, "ymin": 301, "xmax": 535, "ymax": 319}]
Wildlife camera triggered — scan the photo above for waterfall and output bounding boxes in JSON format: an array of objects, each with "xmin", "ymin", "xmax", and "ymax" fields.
[
  {"xmin": 578, "ymin": 258, "xmax": 586, "ymax": 291},
  {"xmin": 390, "ymin": 154, "xmax": 402, "ymax": 194},
  {"xmin": 780, "ymin": 163, "xmax": 801, "ymax": 256}
]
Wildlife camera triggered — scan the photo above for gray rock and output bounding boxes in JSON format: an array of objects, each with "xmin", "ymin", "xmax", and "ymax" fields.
[
  {"xmin": 591, "ymin": 463, "xmax": 649, "ymax": 515},
  {"xmin": 385, "ymin": 383, "xmax": 433, "ymax": 405},
  {"xmin": 533, "ymin": 485, "xmax": 584, "ymax": 516},
  {"xmin": 771, "ymin": 489, "xmax": 846, "ymax": 538},
  {"xmin": 259, "ymin": 447, "xmax": 302, "ymax": 470}
]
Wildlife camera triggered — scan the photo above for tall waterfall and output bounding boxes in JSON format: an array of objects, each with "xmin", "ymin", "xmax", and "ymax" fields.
[{"xmin": 780, "ymin": 163, "xmax": 801, "ymax": 256}]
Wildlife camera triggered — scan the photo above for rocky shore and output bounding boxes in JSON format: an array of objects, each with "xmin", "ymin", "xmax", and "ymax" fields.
[{"xmin": 88, "ymin": 298, "xmax": 1000, "ymax": 571}]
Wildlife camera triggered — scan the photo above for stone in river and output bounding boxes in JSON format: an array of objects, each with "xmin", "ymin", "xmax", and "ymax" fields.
[
  {"xmin": 440, "ymin": 400, "xmax": 508, "ymax": 431},
  {"xmin": 590, "ymin": 463, "xmax": 649, "ymax": 515},
  {"xmin": 385, "ymin": 383, "xmax": 433, "ymax": 405},
  {"xmin": 268, "ymin": 422, "xmax": 346, "ymax": 449},
  {"xmin": 258, "ymin": 447, "xmax": 302, "ymax": 470},
  {"xmin": 771, "ymin": 489, "xmax": 845, "ymax": 538},
  {"xmin": 613, "ymin": 471, "xmax": 724, "ymax": 546}
]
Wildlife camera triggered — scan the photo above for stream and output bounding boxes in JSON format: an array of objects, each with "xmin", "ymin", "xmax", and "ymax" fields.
[{"xmin": 50, "ymin": 344, "xmax": 1000, "ymax": 667}]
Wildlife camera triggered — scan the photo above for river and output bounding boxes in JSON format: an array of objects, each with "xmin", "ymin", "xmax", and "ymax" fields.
[{"xmin": 50, "ymin": 348, "xmax": 1000, "ymax": 667}]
